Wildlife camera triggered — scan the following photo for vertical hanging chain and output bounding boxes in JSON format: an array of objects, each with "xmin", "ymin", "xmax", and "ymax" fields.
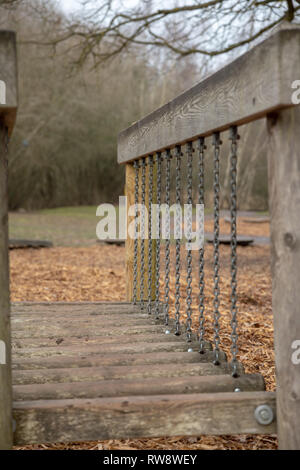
[
  {"xmin": 229, "ymin": 126, "xmax": 240, "ymax": 377},
  {"xmin": 155, "ymin": 153, "xmax": 162, "ymax": 319},
  {"xmin": 186, "ymin": 142, "xmax": 193, "ymax": 343},
  {"xmin": 198, "ymin": 137, "xmax": 206, "ymax": 353},
  {"xmin": 212, "ymin": 132, "xmax": 222, "ymax": 365},
  {"xmin": 164, "ymin": 149, "xmax": 171, "ymax": 326},
  {"xmin": 133, "ymin": 160, "xmax": 140, "ymax": 305},
  {"xmin": 147, "ymin": 155, "xmax": 154, "ymax": 315},
  {"xmin": 140, "ymin": 157, "xmax": 146, "ymax": 309},
  {"xmin": 174, "ymin": 145, "xmax": 181, "ymax": 336}
]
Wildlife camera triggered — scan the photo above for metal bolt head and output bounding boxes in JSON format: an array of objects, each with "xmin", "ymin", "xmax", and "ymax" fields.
[
  {"xmin": 165, "ymin": 329, "xmax": 171, "ymax": 335},
  {"xmin": 254, "ymin": 404, "xmax": 274, "ymax": 425},
  {"xmin": 234, "ymin": 388, "xmax": 241, "ymax": 392},
  {"xmin": 187, "ymin": 348, "xmax": 193, "ymax": 353}
]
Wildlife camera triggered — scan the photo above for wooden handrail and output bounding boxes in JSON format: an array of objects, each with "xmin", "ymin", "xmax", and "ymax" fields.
[{"xmin": 118, "ymin": 23, "xmax": 300, "ymax": 164}]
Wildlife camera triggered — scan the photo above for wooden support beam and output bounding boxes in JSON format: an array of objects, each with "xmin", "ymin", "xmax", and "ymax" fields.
[
  {"xmin": 118, "ymin": 26, "xmax": 300, "ymax": 163},
  {"xmin": 0, "ymin": 112, "xmax": 12, "ymax": 451},
  {"xmin": 125, "ymin": 160, "xmax": 157, "ymax": 301},
  {"xmin": 13, "ymin": 392, "xmax": 276, "ymax": 444},
  {"xmin": 267, "ymin": 106, "xmax": 300, "ymax": 450},
  {"xmin": 12, "ymin": 350, "xmax": 226, "ymax": 370},
  {"xmin": 12, "ymin": 362, "xmax": 244, "ymax": 385},
  {"xmin": 0, "ymin": 30, "xmax": 17, "ymax": 450},
  {"xmin": 13, "ymin": 374, "xmax": 265, "ymax": 401}
]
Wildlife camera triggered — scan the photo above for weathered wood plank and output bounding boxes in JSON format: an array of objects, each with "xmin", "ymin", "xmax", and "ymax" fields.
[
  {"xmin": 12, "ymin": 341, "xmax": 211, "ymax": 359},
  {"xmin": 11, "ymin": 315, "xmax": 160, "ymax": 329},
  {"xmin": 13, "ymin": 373, "xmax": 265, "ymax": 401},
  {"xmin": 11, "ymin": 332, "xmax": 190, "ymax": 349},
  {"xmin": 12, "ymin": 362, "xmax": 244, "ymax": 385},
  {"xmin": 12, "ymin": 350, "xmax": 226, "ymax": 370},
  {"xmin": 11, "ymin": 324, "xmax": 171, "ymax": 339},
  {"xmin": 118, "ymin": 26, "xmax": 300, "ymax": 163},
  {"xmin": 11, "ymin": 301, "xmax": 143, "ymax": 315},
  {"xmin": 13, "ymin": 392, "xmax": 276, "ymax": 444},
  {"xmin": 267, "ymin": 106, "xmax": 300, "ymax": 450}
]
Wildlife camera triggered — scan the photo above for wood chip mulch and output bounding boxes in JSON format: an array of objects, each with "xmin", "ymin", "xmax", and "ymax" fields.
[{"xmin": 11, "ymin": 241, "xmax": 277, "ymax": 450}]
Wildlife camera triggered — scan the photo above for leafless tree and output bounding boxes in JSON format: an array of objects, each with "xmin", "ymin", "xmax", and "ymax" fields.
[{"xmin": 23, "ymin": 0, "xmax": 300, "ymax": 67}]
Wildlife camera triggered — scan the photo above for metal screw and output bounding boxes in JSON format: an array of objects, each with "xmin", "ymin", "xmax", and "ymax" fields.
[
  {"xmin": 187, "ymin": 348, "xmax": 193, "ymax": 353},
  {"xmin": 234, "ymin": 387, "xmax": 241, "ymax": 392},
  {"xmin": 165, "ymin": 329, "xmax": 171, "ymax": 335},
  {"xmin": 254, "ymin": 404, "xmax": 274, "ymax": 425}
]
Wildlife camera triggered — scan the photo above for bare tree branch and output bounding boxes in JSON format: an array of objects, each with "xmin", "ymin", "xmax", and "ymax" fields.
[{"xmin": 19, "ymin": 0, "xmax": 300, "ymax": 67}]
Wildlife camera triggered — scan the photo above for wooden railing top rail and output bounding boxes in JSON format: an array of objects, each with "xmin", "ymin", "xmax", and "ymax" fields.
[
  {"xmin": 0, "ymin": 30, "xmax": 18, "ymax": 136},
  {"xmin": 118, "ymin": 24, "xmax": 300, "ymax": 164}
]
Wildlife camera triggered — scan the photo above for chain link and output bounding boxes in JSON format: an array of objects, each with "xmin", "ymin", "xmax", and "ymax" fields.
[
  {"xmin": 140, "ymin": 157, "xmax": 146, "ymax": 309},
  {"xmin": 198, "ymin": 137, "xmax": 206, "ymax": 353},
  {"xmin": 229, "ymin": 126, "xmax": 239, "ymax": 377},
  {"xmin": 155, "ymin": 153, "xmax": 162, "ymax": 319},
  {"xmin": 147, "ymin": 155, "xmax": 154, "ymax": 315},
  {"xmin": 186, "ymin": 142, "xmax": 193, "ymax": 343},
  {"xmin": 212, "ymin": 132, "xmax": 222, "ymax": 365},
  {"xmin": 164, "ymin": 150, "xmax": 171, "ymax": 326},
  {"xmin": 174, "ymin": 145, "xmax": 181, "ymax": 335},
  {"xmin": 133, "ymin": 160, "xmax": 139, "ymax": 305}
]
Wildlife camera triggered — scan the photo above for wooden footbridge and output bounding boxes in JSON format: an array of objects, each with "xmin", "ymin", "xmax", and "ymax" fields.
[{"xmin": 1, "ymin": 24, "xmax": 300, "ymax": 449}]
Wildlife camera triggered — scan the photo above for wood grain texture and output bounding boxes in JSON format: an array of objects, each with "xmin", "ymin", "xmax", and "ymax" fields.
[
  {"xmin": 12, "ymin": 341, "xmax": 209, "ymax": 359},
  {"xmin": 13, "ymin": 392, "xmax": 276, "ymax": 444},
  {"xmin": 118, "ymin": 27, "xmax": 300, "ymax": 163},
  {"xmin": 13, "ymin": 374, "xmax": 265, "ymax": 401},
  {"xmin": 11, "ymin": 301, "xmax": 143, "ymax": 315},
  {"xmin": 0, "ymin": 123, "xmax": 12, "ymax": 449},
  {"xmin": 12, "ymin": 350, "xmax": 226, "ymax": 370},
  {"xmin": 267, "ymin": 106, "xmax": 300, "ymax": 450},
  {"xmin": 12, "ymin": 362, "xmax": 244, "ymax": 385},
  {"xmin": 11, "ymin": 332, "xmax": 192, "ymax": 349}
]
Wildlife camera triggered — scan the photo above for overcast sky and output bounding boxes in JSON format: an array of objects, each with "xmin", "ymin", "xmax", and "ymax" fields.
[{"xmin": 57, "ymin": 0, "xmax": 83, "ymax": 13}]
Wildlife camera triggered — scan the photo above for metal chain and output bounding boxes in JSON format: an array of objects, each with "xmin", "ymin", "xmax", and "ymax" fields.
[
  {"xmin": 186, "ymin": 142, "xmax": 193, "ymax": 343},
  {"xmin": 140, "ymin": 157, "xmax": 146, "ymax": 309},
  {"xmin": 212, "ymin": 132, "xmax": 222, "ymax": 365},
  {"xmin": 164, "ymin": 149, "xmax": 171, "ymax": 326},
  {"xmin": 174, "ymin": 145, "xmax": 181, "ymax": 336},
  {"xmin": 229, "ymin": 126, "xmax": 239, "ymax": 377},
  {"xmin": 133, "ymin": 160, "xmax": 139, "ymax": 305},
  {"xmin": 198, "ymin": 137, "xmax": 206, "ymax": 353},
  {"xmin": 147, "ymin": 155, "xmax": 154, "ymax": 315},
  {"xmin": 155, "ymin": 153, "xmax": 162, "ymax": 319}
]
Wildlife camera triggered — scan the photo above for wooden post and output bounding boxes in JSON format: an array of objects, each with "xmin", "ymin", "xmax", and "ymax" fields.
[
  {"xmin": 0, "ymin": 30, "xmax": 17, "ymax": 450},
  {"xmin": 125, "ymin": 160, "xmax": 156, "ymax": 302},
  {"xmin": 0, "ymin": 123, "xmax": 12, "ymax": 450},
  {"xmin": 267, "ymin": 106, "xmax": 300, "ymax": 449}
]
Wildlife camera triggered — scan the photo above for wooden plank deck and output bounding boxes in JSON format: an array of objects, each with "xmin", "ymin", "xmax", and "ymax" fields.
[{"xmin": 11, "ymin": 302, "xmax": 276, "ymax": 445}]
